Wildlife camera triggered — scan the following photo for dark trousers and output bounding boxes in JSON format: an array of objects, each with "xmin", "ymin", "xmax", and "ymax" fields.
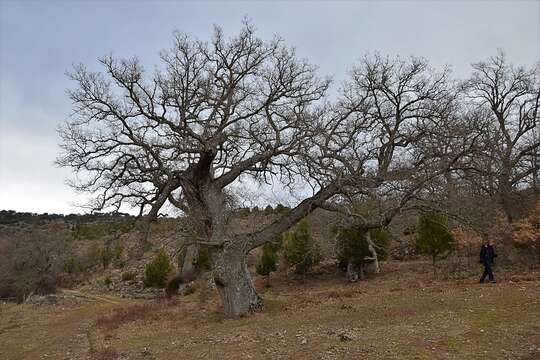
[{"xmin": 480, "ymin": 262, "xmax": 494, "ymax": 282}]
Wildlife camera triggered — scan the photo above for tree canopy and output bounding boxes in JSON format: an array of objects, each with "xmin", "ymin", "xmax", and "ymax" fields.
[{"xmin": 57, "ymin": 22, "xmax": 493, "ymax": 317}]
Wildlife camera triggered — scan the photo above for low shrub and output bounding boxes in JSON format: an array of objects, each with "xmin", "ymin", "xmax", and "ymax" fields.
[
  {"xmin": 64, "ymin": 256, "xmax": 81, "ymax": 274},
  {"xmin": 283, "ymin": 220, "xmax": 321, "ymax": 274},
  {"xmin": 335, "ymin": 225, "xmax": 391, "ymax": 271},
  {"xmin": 414, "ymin": 212, "xmax": 454, "ymax": 275},
  {"xmin": 121, "ymin": 271, "xmax": 136, "ymax": 282},
  {"xmin": 257, "ymin": 238, "xmax": 281, "ymax": 286},
  {"xmin": 144, "ymin": 249, "xmax": 172, "ymax": 288}
]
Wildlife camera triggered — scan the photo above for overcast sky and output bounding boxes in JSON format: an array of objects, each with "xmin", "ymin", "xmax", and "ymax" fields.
[{"xmin": 1, "ymin": 0, "xmax": 539, "ymax": 214}]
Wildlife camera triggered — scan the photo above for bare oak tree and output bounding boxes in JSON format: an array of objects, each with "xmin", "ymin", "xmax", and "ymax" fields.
[
  {"xmin": 461, "ymin": 52, "xmax": 540, "ymax": 222},
  {"xmin": 321, "ymin": 53, "xmax": 474, "ymax": 274},
  {"xmin": 58, "ymin": 24, "xmax": 459, "ymax": 317}
]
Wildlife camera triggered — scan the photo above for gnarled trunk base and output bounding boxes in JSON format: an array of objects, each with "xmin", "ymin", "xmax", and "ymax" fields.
[{"xmin": 211, "ymin": 246, "xmax": 263, "ymax": 318}]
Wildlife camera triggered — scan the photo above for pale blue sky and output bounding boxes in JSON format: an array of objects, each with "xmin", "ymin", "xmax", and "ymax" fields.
[{"xmin": 1, "ymin": 0, "xmax": 539, "ymax": 214}]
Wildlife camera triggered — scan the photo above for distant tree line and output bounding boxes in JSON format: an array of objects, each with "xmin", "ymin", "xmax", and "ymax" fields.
[{"xmin": 0, "ymin": 209, "xmax": 134, "ymax": 225}]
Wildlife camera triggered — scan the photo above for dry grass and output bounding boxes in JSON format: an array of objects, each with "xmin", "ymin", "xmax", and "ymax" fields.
[
  {"xmin": 90, "ymin": 347, "xmax": 120, "ymax": 360},
  {"xmin": 1, "ymin": 260, "xmax": 539, "ymax": 360},
  {"xmin": 95, "ymin": 299, "xmax": 180, "ymax": 332},
  {"xmin": 83, "ymin": 261, "xmax": 540, "ymax": 360}
]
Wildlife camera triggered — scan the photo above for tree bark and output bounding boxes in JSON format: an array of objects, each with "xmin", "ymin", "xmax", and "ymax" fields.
[
  {"xmin": 498, "ymin": 165, "xmax": 519, "ymax": 223},
  {"xmin": 210, "ymin": 243, "xmax": 263, "ymax": 318},
  {"xmin": 366, "ymin": 232, "xmax": 380, "ymax": 274},
  {"xmin": 180, "ymin": 244, "xmax": 199, "ymax": 281},
  {"xmin": 499, "ymin": 190, "xmax": 518, "ymax": 223},
  {"xmin": 346, "ymin": 259, "xmax": 359, "ymax": 282},
  {"xmin": 359, "ymin": 263, "xmax": 366, "ymax": 280}
]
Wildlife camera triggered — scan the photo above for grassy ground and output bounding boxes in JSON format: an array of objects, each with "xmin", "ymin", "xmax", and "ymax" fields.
[
  {"xmin": 0, "ymin": 292, "xmax": 129, "ymax": 360},
  {"xmin": 1, "ymin": 261, "xmax": 539, "ymax": 360}
]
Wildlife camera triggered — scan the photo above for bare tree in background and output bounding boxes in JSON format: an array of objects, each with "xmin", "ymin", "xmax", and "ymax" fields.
[
  {"xmin": 58, "ymin": 24, "xmax": 461, "ymax": 317},
  {"xmin": 321, "ymin": 54, "xmax": 476, "ymax": 270},
  {"xmin": 461, "ymin": 52, "xmax": 540, "ymax": 222}
]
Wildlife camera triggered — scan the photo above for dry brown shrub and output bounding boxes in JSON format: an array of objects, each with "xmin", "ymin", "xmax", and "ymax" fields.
[
  {"xmin": 0, "ymin": 228, "xmax": 67, "ymax": 301},
  {"xmin": 452, "ymin": 227, "xmax": 481, "ymax": 252},
  {"xmin": 512, "ymin": 202, "xmax": 540, "ymax": 264},
  {"xmin": 513, "ymin": 202, "xmax": 540, "ymax": 244},
  {"xmin": 95, "ymin": 299, "xmax": 179, "ymax": 332}
]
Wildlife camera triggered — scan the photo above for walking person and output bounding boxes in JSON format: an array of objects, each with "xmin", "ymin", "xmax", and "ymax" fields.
[{"xmin": 479, "ymin": 240, "xmax": 497, "ymax": 283}]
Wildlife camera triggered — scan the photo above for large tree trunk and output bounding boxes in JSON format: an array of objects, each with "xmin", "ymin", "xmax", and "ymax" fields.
[
  {"xmin": 180, "ymin": 244, "xmax": 199, "ymax": 281},
  {"xmin": 200, "ymin": 182, "xmax": 339, "ymax": 317},
  {"xmin": 499, "ymin": 189, "xmax": 517, "ymax": 223},
  {"xmin": 498, "ymin": 166, "xmax": 520, "ymax": 223},
  {"xmin": 210, "ymin": 243, "xmax": 263, "ymax": 318}
]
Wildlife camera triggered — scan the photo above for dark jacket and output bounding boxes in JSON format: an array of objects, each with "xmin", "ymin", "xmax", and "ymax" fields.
[{"xmin": 480, "ymin": 244, "xmax": 497, "ymax": 265}]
